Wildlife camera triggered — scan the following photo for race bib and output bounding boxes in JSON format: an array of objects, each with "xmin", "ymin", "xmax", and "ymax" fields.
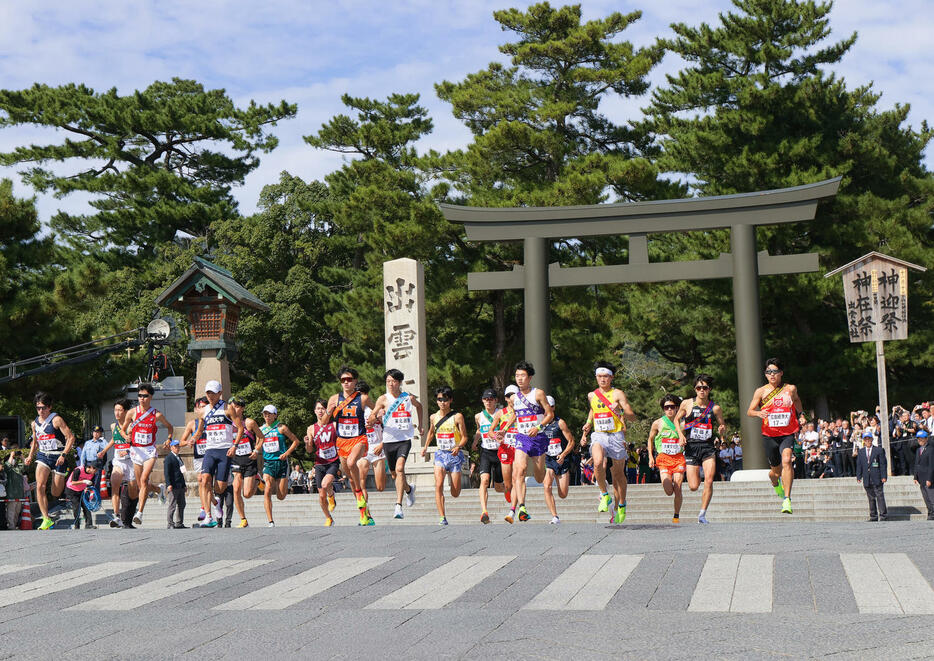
[
  {"xmin": 504, "ymin": 430, "xmax": 517, "ymax": 447},
  {"xmin": 134, "ymin": 432, "xmax": 154, "ymax": 446},
  {"xmin": 318, "ymin": 445, "xmax": 337, "ymax": 460},
  {"xmin": 437, "ymin": 432, "xmax": 455, "ymax": 451},
  {"xmin": 195, "ymin": 438, "xmax": 207, "ymax": 454},
  {"xmin": 114, "ymin": 441, "xmax": 131, "ymax": 451},
  {"xmin": 338, "ymin": 418, "xmax": 360, "ymax": 437},
  {"xmin": 594, "ymin": 411, "xmax": 615, "ymax": 432},
  {"xmin": 37, "ymin": 433, "xmax": 59, "ymax": 453},
  {"xmin": 205, "ymin": 424, "xmax": 227, "ymax": 444},
  {"xmin": 366, "ymin": 426, "xmax": 381, "ymax": 447},
  {"xmin": 516, "ymin": 414, "xmax": 538, "ymax": 435},
  {"xmin": 661, "ymin": 440, "xmax": 681, "ymax": 455},
  {"xmin": 547, "ymin": 438, "xmax": 562, "ymax": 457},
  {"xmin": 480, "ymin": 427, "xmax": 498, "ymax": 450},
  {"xmin": 689, "ymin": 425, "xmax": 712, "ymax": 441},
  {"xmin": 263, "ymin": 437, "xmax": 280, "ymax": 453},
  {"xmin": 235, "ymin": 439, "xmax": 253, "ymax": 456},
  {"xmin": 767, "ymin": 412, "xmax": 791, "ymax": 428},
  {"xmin": 388, "ymin": 410, "xmax": 411, "ymax": 431}
]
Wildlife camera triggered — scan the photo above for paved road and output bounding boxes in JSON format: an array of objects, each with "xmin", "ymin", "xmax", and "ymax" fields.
[{"xmin": 2, "ymin": 522, "xmax": 934, "ymax": 659}]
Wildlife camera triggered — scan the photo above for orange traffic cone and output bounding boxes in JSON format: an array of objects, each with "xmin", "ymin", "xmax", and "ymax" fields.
[
  {"xmin": 100, "ymin": 474, "xmax": 109, "ymax": 499},
  {"xmin": 19, "ymin": 499, "xmax": 33, "ymax": 530}
]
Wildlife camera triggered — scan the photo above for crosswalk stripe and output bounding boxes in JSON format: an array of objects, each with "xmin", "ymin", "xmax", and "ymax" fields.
[
  {"xmin": 73, "ymin": 559, "xmax": 271, "ymax": 611},
  {"xmin": 366, "ymin": 555, "xmax": 515, "ymax": 610},
  {"xmin": 876, "ymin": 553, "xmax": 934, "ymax": 615},
  {"xmin": 0, "ymin": 562, "xmax": 154, "ymax": 607},
  {"xmin": 730, "ymin": 554, "xmax": 773, "ymax": 612},
  {"xmin": 689, "ymin": 554, "xmax": 738, "ymax": 612},
  {"xmin": 0, "ymin": 565, "xmax": 41, "ymax": 578},
  {"xmin": 524, "ymin": 554, "xmax": 642, "ymax": 610},
  {"xmin": 214, "ymin": 557, "xmax": 391, "ymax": 611},
  {"xmin": 840, "ymin": 553, "xmax": 903, "ymax": 614},
  {"xmin": 688, "ymin": 554, "xmax": 774, "ymax": 612}
]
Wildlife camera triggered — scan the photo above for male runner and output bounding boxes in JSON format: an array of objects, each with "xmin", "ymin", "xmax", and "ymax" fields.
[
  {"xmin": 104, "ymin": 398, "xmax": 136, "ymax": 527},
  {"xmin": 505, "ymin": 361, "xmax": 554, "ymax": 523},
  {"xmin": 542, "ymin": 395, "xmax": 576, "ymax": 525},
  {"xmin": 677, "ymin": 374, "xmax": 727, "ymax": 523},
  {"xmin": 580, "ymin": 361, "xmax": 636, "ymax": 524},
  {"xmin": 325, "ymin": 366, "xmax": 375, "ymax": 525},
  {"xmin": 356, "ymin": 381, "xmax": 388, "ymax": 505},
  {"xmin": 471, "ymin": 388, "xmax": 504, "ymax": 524},
  {"xmin": 257, "ymin": 405, "xmax": 301, "ymax": 527},
  {"xmin": 196, "ymin": 380, "xmax": 241, "ymax": 528},
  {"xmin": 747, "ymin": 357, "xmax": 803, "ymax": 514},
  {"xmin": 229, "ymin": 397, "xmax": 262, "ymax": 528},
  {"xmin": 307, "ymin": 399, "xmax": 339, "ymax": 526},
  {"xmin": 648, "ymin": 394, "xmax": 687, "ymax": 523},
  {"xmin": 25, "ymin": 392, "xmax": 76, "ymax": 530},
  {"xmin": 367, "ymin": 369, "xmax": 422, "ymax": 519},
  {"xmin": 179, "ymin": 397, "xmax": 209, "ymax": 523},
  {"xmin": 121, "ymin": 383, "xmax": 173, "ymax": 526},
  {"xmin": 420, "ymin": 385, "xmax": 468, "ymax": 525}
]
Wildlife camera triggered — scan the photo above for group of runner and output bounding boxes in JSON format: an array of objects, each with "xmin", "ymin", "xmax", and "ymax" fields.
[{"xmin": 24, "ymin": 357, "xmax": 803, "ymax": 528}]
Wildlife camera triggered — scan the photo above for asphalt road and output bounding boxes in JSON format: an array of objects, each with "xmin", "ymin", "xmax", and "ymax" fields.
[{"xmin": 2, "ymin": 521, "xmax": 934, "ymax": 660}]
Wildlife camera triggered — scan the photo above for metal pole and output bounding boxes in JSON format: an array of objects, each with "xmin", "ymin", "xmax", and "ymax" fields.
[
  {"xmin": 731, "ymin": 224, "xmax": 766, "ymax": 469},
  {"xmin": 876, "ymin": 339, "xmax": 892, "ymax": 477},
  {"xmin": 523, "ymin": 237, "xmax": 551, "ymax": 393}
]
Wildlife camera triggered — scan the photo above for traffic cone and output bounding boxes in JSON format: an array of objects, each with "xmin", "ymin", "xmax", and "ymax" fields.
[
  {"xmin": 19, "ymin": 500, "xmax": 33, "ymax": 530},
  {"xmin": 100, "ymin": 474, "xmax": 109, "ymax": 499}
]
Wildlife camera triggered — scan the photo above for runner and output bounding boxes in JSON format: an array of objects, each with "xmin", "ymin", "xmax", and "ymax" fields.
[
  {"xmin": 25, "ymin": 392, "xmax": 76, "ymax": 530},
  {"xmin": 356, "ymin": 381, "xmax": 388, "ymax": 506},
  {"xmin": 420, "ymin": 385, "xmax": 468, "ymax": 525},
  {"xmin": 647, "ymin": 394, "xmax": 687, "ymax": 523},
  {"xmin": 324, "ymin": 366, "xmax": 375, "ymax": 526},
  {"xmin": 746, "ymin": 357, "xmax": 803, "ymax": 514},
  {"xmin": 120, "ymin": 383, "xmax": 173, "ymax": 527},
  {"xmin": 491, "ymin": 385, "xmax": 519, "ymax": 519},
  {"xmin": 195, "ymin": 380, "xmax": 241, "ymax": 529},
  {"xmin": 307, "ymin": 399, "xmax": 339, "ymax": 526},
  {"xmin": 179, "ymin": 396, "xmax": 209, "ymax": 523},
  {"xmin": 677, "ymin": 374, "xmax": 727, "ymax": 524},
  {"xmin": 257, "ymin": 405, "xmax": 301, "ymax": 527},
  {"xmin": 505, "ymin": 361, "xmax": 554, "ymax": 524},
  {"xmin": 471, "ymin": 388, "xmax": 504, "ymax": 524},
  {"xmin": 542, "ymin": 395, "xmax": 576, "ymax": 525},
  {"xmin": 367, "ymin": 369, "xmax": 422, "ymax": 520},
  {"xmin": 580, "ymin": 361, "xmax": 636, "ymax": 524},
  {"xmin": 229, "ymin": 396, "xmax": 263, "ymax": 528},
  {"xmin": 103, "ymin": 398, "xmax": 136, "ymax": 528}
]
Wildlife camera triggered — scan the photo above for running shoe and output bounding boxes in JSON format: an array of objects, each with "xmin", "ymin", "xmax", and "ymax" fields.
[
  {"xmin": 109, "ymin": 514, "xmax": 121, "ymax": 528},
  {"xmin": 393, "ymin": 504, "xmax": 404, "ymax": 519},
  {"xmin": 781, "ymin": 497, "xmax": 792, "ymax": 514},
  {"xmin": 364, "ymin": 516, "xmax": 375, "ymax": 526},
  {"xmin": 615, "ymin": 503, "xmax": 626, "ymax": 524},
  {"xmin": 405, "ymin": 484, "xmax": 416, "ymax": 507},
  {"xmin": 480, "ymin": 511, "xmax": 490, "ymax": 524},
  {"xmin": 204, "ymin": 519, "xmax": 218, "ymax": 528},
  {"xmin": 267, "ymin": 521, "xmax": 275, "ymax": 528},
  {"xmin": 439, "ymin": 517, "xmax": 448, "ymax": 526},
  {"xmin": 698, "ymin": 513, "xmax": 709, "ymax": 524},
  {"xmin": 550, "ymin": 516, "xmax": 560, "ymax": 525},
  {"xmin": 517, "ymin": 505, "xmax": 530, "ymax": 522},
  {"xmin": 213, "ymin": 499, "xmax": 224, "ymax": 522},
  {"xmin": 672, "ymin": 516, "xmax": 680, "ymax": 523},
  {"xmin": 158, "ymin": 483, "xmax": 166, "ymax": 504},
  {"xmin": 504, "ymin": 509, "xmax": 515, "ymax": 524},
  {"xmin": 328, "ymin": 493, "xmax": 337, "ymax": 511},
  {"xmin": 598, "ymin": 493, "xmax": 612, "ymax": 512},
  {"xmin": 237, "ymin": 519, "xmax": 249, "ymax": 528},
  {"xmin": 774, "ymin": 483, "xmax": 785, "ymax": 499},
  {"xmin": 132, "ymin": 510, "xmax": 143, "ymax": 526},
  {"xmin": 324, "ymin": 518, "xmax": 334, "ymax": 527},
  {"xmin": 198, "ymin": 508, "xmax": 206, "ymax": 522}
]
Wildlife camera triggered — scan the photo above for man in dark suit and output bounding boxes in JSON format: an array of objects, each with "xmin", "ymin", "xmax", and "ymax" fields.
[
  {"xmin": 914, "ymin": 430, "xmax": 934, "ymax": 520},
  {"xmin": 855, "ymin": 431, "xmax": 888, "ymax": 521}
]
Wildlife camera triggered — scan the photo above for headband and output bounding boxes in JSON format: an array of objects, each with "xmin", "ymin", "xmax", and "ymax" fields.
[{"xmin": 595, "ymin": 367, "xmax": 614, "ymax": 377}]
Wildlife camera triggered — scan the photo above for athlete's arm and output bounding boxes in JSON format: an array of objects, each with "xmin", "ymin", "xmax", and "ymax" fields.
[
  {"xmin": 366, "ymin": 396, "xmax": 385, "ymax": 427},
  {"xmin": 675, "ymin": 416, "xmax": 687, "ymax": 445},
  {"xmin": 322, "ymin": 394, "xmax": 339, "ymax": 425},
  {"xmin": 713, "ymin": 404, "xmax": 727, "ymax": 438},
  {"xmin": 24, "ymin": 421, "xmax": 37, "ymax": 465},
  {"xmin": 789, "ymin": 385, "xmax": 804, "ymax": 420},
  {"xmin": 558, "ymin": 418, "xmax": 576, "ymax": 462},
  {"xmin": 537, "ymin": 390, "xmax": 554, "ymax": 430},
  {"xmin": 411, "ymin": 396, "xmax": 425, "ymax": 437},
  {"xmin": 675, "ymin": 400, "xmax": 690, "ymax": 426},
  {"xmin": 120, "ymin": 409, "xmax": 137, "ymax": 438},
  {"xmin": 451, "ymin": 413, "xmax": 468, "ymax": 456},
  {"xmin": 471, "ymin": 413, "xmax": 482, "ymax": 452},
  {"xmin": 55, "ymin": 415, "xmax": 76, "ymax": 456},
  {"xmin": 616, "ymin": 390, "xmax": 636, "ymax": 421},
  {"xmin": 361, "ymin": 393, "xmax": 375, "ymax": 412},
  {"xmin": 278, "ymin": 425, "xmax": 301, "ymax": 461},
  {"xmin": 179, "ymin": 420, "xmax": 195, "ymax": 446},
  {"xmin": 746, "ymin": 387, "xmax": 767, "ymax": 420},
  {"xmin": 420, "ymin": 414, "xmax": 437, "ymax": 457},
  {"xmin": 647, "ymin": 422, "xmax": 660, "ymax": 467}
]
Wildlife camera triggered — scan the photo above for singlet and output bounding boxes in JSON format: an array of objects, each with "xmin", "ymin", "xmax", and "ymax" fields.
[
  {"xmin": 382, "ymin": 393, "xmax": 414, "ymax": 442},
  {"xmin": 311, "ymin": 422, "xmax": 338, "ymax": 465},
  {"xmin": 365, "ymin": 407, "xmax": 382, "ymax": 451},
  {"xmin": 131, "ymin": 406, "xmax": 158, "ymax": 447},
  {"xmin": 544, "ymin": 418, "xmax": 566, "ymax": 457},
  {"xmin": 192, "ymin": 421, "xmax": 207, "ymax": 458},
  {"xmin": 34, "ymin": 413, "xmax": 65, "ymax": 453},
  {"xmin": 203, "ymin": 400, "xmax": 235, "ymax": 450},
  {"xmin": 479, "ymin": 409, "xmax": 500, "ymax": 451},
  {"xmin": 260, "ymin": 421, "xmax": 287, "ymax": 461},
  {"xmin": 513, "ymin": 388, "xmax": 544, "ymax": 437},
  {"xmin": 112, "ymin": 423, "xmax": 130, "ymax": 454},
  {"xmin": 335, "ymin": 392, "xmax": 366, "ymax": 440},
  {"xmin": 760, "ymin": 385, "xmax": 800, "ymax": 437},
  {"xmin": 654, "ymin": 417, "xmax": 683, "ymax": 456},
  {"xmin": 503, "ymin": 408, "xmax": 518, "ymax": 448},
  {"xmin": 590, "ymin": 389, "xmax": 624, "ymax": 433},
  {"xmin": 433, "ymin": 412, "xmax": 462, "ymax": 452},
  {"xmin": 234, "ymin": 425, "xmax": 256, "ymax": 457},
  {"xmin": 684, "ymin": 399, "xmax": 715, "ymax": 443}
]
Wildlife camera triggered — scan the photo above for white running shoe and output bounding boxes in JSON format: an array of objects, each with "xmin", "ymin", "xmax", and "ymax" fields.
[
  {"xmin": 132, "ymin": 510, "xmax": 143, "ymax": 526},
  {"xmin": 214, "ymin": 498, "xmax": 224, "ymax": 522},
  {"xmin": 267, "ymin": 521, "xmax": 275, "ymax": 528},
  {"xmin": 393, "ymin": 504, "xmax": 404, "ymax": 519},
  {"xmin": 197, "ymin": 508, "xmax": 206, "ymax": 521},
  {"xmin": 405, "ymin": 484, "xmax": 416, "ymax": 508},
  {"xmin": 550, "ymin": 516, "xmax": 560, "ymax": 525}
]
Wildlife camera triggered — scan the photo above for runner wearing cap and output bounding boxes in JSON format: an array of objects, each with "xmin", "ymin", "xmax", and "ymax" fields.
[
  {"xmin": 324, "ymin": 366, "xmax": 376, "ymax": 525},
  {"xmin": 367, "ymin": 369, "xmax": 423, "ymax": 520},
  {"xmin": 25, "ymin": 391, "xmax": 76, "ymax": 530},
  {"xmin": 229, "ymin": 397, "xmax": 263, "ymax": 528},
  {"xmin": 179, "ymin": 397, "xmax": 209, "ymax": 523},
  {"xmin": 196, "ymin": 380, "xmax": 242, "ymax": 528},
  {"xmin": 307, "ymin": 399, "xmax": 339, "ymax": 526},
  {"xmin": 472, "ymin": 388, "xmax": 504, "ymax": 524},
  {"xmin": 420, "ymin": 385, "xmax": 468, "ymax": 525},
  {"xmin": 648, "ymin": 394, "xmax": 687, "ymax": 523},
  {"xmin": 120, "ymin": 383, "xmax": 174, "ymax": 527},
  {"xmin": 542, "ymin": 395, "xmax": 576, "ymax": 525},
  {"xmin": 257, "ymin": 404, "xmax": 301, "ymax": 527},
  {"xmin": 491, "ymin": 386, "xmax": 519, "ymax": 519},
  {"xmin": 676, "ymin": 374, "xmax": 727, "ymax": 524},
  {"xmin": 746, "ymin": 357, "xmax": 803, "ymax": 514},
  {"xmin": 104, "ymin": 398, "xmax": 136, "ymax": 528},
  {"xmin": 581, "ymin": 361, "xmax": 636, "ymax": 523}
]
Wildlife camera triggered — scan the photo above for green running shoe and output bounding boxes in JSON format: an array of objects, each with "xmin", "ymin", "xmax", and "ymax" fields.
[
  {"xmin": 774, "ymin": 483, "xmax": 785, "ymax": 499},
  {"xmin": 615, "ymin": 504, "xmax": 626, "ymax": 524},
  {"xmin": 598, "ymin": 493, "xmax": 612, "ymax": 512},
  {"xmin": 518, "ymin": 505, "xmax": 530, "ymax": 522},
  {"xmin": 781, "ymin": 497, "xmax": 792, "ymax": 514},
  {"xmin": 38, "ymin": 517, "xmax": 54, "ymax": 530}
]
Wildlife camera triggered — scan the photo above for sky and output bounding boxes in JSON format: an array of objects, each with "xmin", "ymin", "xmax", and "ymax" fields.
[{"xmin": 0, "ymin": 0, "xmax": 931, "ymax": 221}]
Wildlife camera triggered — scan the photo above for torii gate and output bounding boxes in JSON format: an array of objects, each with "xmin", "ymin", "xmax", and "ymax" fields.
[{"xmin": 440, "ymin": 177, "xmax": 841, "ymax": 470}]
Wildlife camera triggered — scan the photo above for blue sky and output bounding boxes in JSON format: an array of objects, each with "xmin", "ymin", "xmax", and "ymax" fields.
[{"xmin": 0, "ymin": 1, "xmax": 931, "ymax": 220}]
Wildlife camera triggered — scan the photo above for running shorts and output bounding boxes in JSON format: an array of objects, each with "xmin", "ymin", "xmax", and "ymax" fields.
[
  {"xmin": 763, "ymin": 434, "xmax": 796, "ymax": 467},
  {"xmin": 130, "ymin": 445, "xmax": 157, "ymax": 466},
  {"xmin": 591, "ymin": 431, "xmax": 627, "ymax": 461},
  {"xmin": 337, "ymin": 435, "xmax": 366, "ymax": 459},
  {"xmin": 684, "ymin": 441, "xmax": 717, "ymax": 467},
  {"xmin": 35, "ymin": 452, "xmax": 68, "ymax": 475},
  {"xmin": 546, "ymin": 454, "xmax": 570, "ymax": 476},
  {"xmin": 314, "ymin": 462, "xmax": 339, "ymax": 490},
  {"xmin": 382, "ymin": 439, "xmax": 411, "ymax": 468},
  {"xmin": 656, "ymin": 452, "xmax": 686, "ymax": 475},
  {"xmin": 111, "ymin": 454, "xmax": 135, "ymax": 478},
  {"xmin": 497, "ymin": 443, "xmax": 514, "ymax": 465},
  {"xmin": 263, "ymin": 458, "xmax": 288, "ymax": 480},
  {"xmin": 433, "ymin": 449, "xmax": 463, "ymax": 473},
  {"xmin": 230, "ymin": 455, "xmax": 258, "ymax": 478},
  {"xmin": 478, "ymin": 448, "xmax": 503, "ymax": 483},
  {"xmin": 201, "ymin": 448, "xmax": 232, "ymax": 480},
  {"xmin": 515, "ymin": 433, "xmax": 548, "ymax": 457}
]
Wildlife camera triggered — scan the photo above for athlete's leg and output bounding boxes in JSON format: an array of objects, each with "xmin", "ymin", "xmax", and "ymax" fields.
[
  {"xmin": 136, "ymin": 457, "xmax": 156, "ymax": 513},
  {"xmin": 276, "ymin": 477, "xmax": 288, "ymax": 501},
  {"xmin": 318, "ymin": 473, "xmax": 335, "ymax": 520},
  {"xmin": 781, "ymin": 447, "xmax": 794, "ymax": 498},
  {"xmin": 700, "ymin": 455, "xmax": 715, "ymax": 511},
  {"xmin": 686, "ymin": 464, "xmax": 701, "ymax": 491},
  {"xmin": 233, "ymin": 472, "xmax": 246, "ymax": 521},
  {"xmin": 243, "ymin": 473, "xmax": 257, "ymax": 498},
  {"xmin": 199, "ymin": 472, "xmax": 213, "ymax": 515},
  {"xmin": 263, "ymin": 474, "xmax": 276, "ymax": 522},
  {"xmin": 373, "ymin": 460, "xmax": 387, "ymax": 491},
  {"xmin": 433, "ymin": 465, "xmax": 446, "ymax": 518},
  {"xmin": 346, "ymin": 442, "xmax": 368, "ymax": 502},
  {"xmin": 35, "ymin": 463, "xmax": 51, "ymax": 519},
  {"xmin": 531, "ymin": 455, "xmax": 546, "ymax": 484},
  {"xmin": 449, "ymin": 469, "xmax": 462, "ymax": 498},
  {"xmin": 661, "ymin": 471, "xmax": 674, "ymax": 496},
  {"xmin": 50, "ymin": 470, "xmax": 67, "ymax": 498},
  {"xmin": 591, "ymin": 442, "xmax": 608, "ymax": 495},
  {"xmin": 356, "ymin": 457, "xmax": 370, "ymax": 495},
  {"xmin": 556, "ymin": 471, "xmax": 570, "ymax": 499},
  {"xmin": 610, "ymin": 460, "xmax": 627, "ymax": 507},
  {"xmin": 672, "ymin": 471, "xmax": 684, "ymax": 518},
  {"xmin": 479, "ymin": 472, "xmax": 490, "ymax": 514},
  {"xmin": 511, "ymin": 450, "xmax": 529, "ymax": 510},
  {"xmin": 543, "ymin": 469, "xmax": 557, "ymax": 518},
  {"xmin": 393, "ymin": 455, "xmax": 408, "ymax": 505},
  {"xmin": 110, "ymin": 469, "xmax": 124, "ymax": 517},
  {"xmin": 501, "ymin": 462, "xmax": 513, "ymax": 497}
]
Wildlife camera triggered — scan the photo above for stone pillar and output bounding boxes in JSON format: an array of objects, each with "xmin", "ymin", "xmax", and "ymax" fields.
[
  {"xmin": 193, "ymin": 352, "xmax": 231, "ymax": 400},
  {"xmin": 523, "ymin": 237, "xmax": 551, "ymax": 393},
  {"xmin": 383, "ymin": 259, "xmax": 428, "ymax": 452}
]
